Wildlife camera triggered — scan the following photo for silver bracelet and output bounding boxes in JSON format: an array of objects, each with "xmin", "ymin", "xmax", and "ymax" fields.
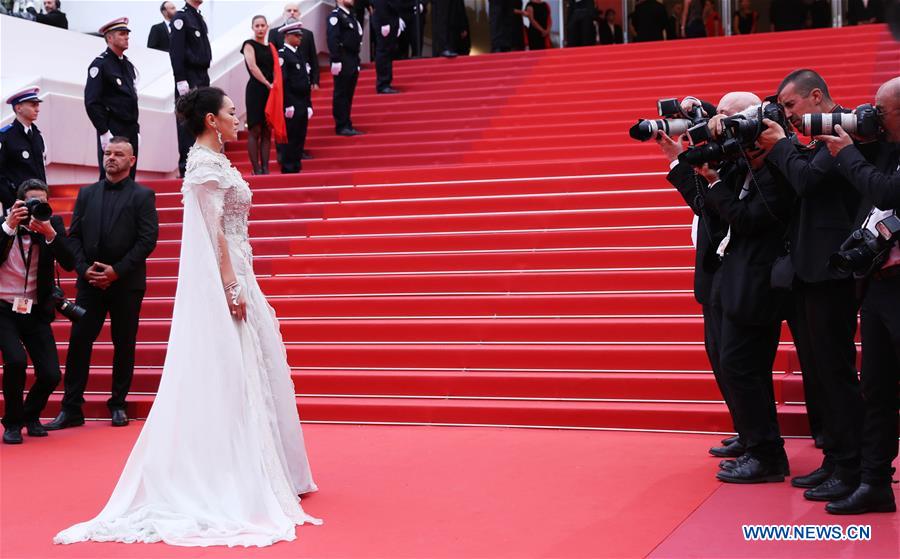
[{"xmin": 227, "ymin": 283, "xmax": 242, "ymax": 307}]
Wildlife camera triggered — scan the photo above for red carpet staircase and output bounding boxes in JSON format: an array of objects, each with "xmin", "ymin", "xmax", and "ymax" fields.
[{"xmin": 19, "ymin": 25, "xmax": 900, "ymax": 433}]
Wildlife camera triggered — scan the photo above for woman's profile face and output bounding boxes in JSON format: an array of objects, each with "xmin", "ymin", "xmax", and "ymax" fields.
[{"xmin": 211, "ymin": 96, "xmax": 240, "ymax": 142}]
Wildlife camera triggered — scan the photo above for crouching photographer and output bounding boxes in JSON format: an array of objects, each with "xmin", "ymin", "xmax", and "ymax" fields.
[
  {"xmin": 814, "ymin": 76, "xmax": 900, "ymax": 515},
  {"xmin": 1, "ymin": 179, "xmax": 76, "ymax": 444}
]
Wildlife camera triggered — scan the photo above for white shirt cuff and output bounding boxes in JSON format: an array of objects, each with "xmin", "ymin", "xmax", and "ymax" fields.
[
  {"xmin": 708, "ymin": 180, "xmax": 721, "ymax": 189},
  {"xmin": 1, "ymin": 221, "xmax": 14, "ymax": 236},
  {"xmin": 669, "ymin": 159, "xmax": 680, "ymax": 170}
]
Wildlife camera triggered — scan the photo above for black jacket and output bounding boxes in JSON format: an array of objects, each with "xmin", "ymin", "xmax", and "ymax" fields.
[
  {"xmin": 598, "ymin": 22, "xmax": 623, "ymax": 45},
  {"xmin": 169, "ymin": 3, "xmax": 212, "ymax": 83},
  {"xmin": 147, "ymin": 21, "xmax": 171, "ymax": 52},
  {"xmin": 703, "ymin": 162, "xmax": 795, "ymax": 325},
  {"xmin": 0, "ymin": 215, "xmax": 74, "ymax": 322},
  {"xmin": 327, "ymin": 7, "xmax": 363, "ymax": 64},
  {"xmin": 834, "ymin": 142, "xmax": 900, "ymax": 220},
  {"xmin": 668, "ymin": 162, "xmax": 727, "ymax": 304},
  {"xmin": 270, "ymin": 27, "xmax": 320, "ymax": 87},
  {"xmin": 278, "ymin": 45, "xmax": 311, "ymax": 110},
  {"xmin": 767, "ymin": 133, "xmax": 862, "ymax": 283},
  {"xmin": 67, "ymin": 178, "xmax": 159, "ymax": 291},
  {"xmin": 0, "ymin": 120, "xmax": 46, "ymax": 210},
  {"xmin": 847, "ymin": 0, "xmax": 885, "ymax": 25},
  {"xmin": 29, "ymin": 8, "xmax": 68, "ymax": 29},
  {"xmin": 84, "ymin": 48, "xmax": 140, "ymax": 132}
]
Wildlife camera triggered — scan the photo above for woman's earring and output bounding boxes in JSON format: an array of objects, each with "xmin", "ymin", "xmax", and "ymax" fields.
[{"xmin": 213, "ymin": 124, "xmax": 224, "ymax": 150}]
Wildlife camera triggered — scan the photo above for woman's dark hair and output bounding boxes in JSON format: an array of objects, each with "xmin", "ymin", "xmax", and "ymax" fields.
[
  {"xmin": 252, "ymin": 14, "xmax": 267, "ymax": 25},
  {"xmin": 175, "ymin": 86, "xmax": 227, "ymax": 138}
]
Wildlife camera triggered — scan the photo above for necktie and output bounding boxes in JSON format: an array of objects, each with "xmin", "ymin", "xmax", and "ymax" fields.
[{"xmin": 26, "ymin": 129, "xmax": 33, "ymax": 140}]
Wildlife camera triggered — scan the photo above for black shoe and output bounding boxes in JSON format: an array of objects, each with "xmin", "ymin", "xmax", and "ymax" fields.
[
  {"xmin": 336, "ymin": 128, "xmax": 365, "ymax": 137},
  {"xmin": 720, "ymin": 454, "xmax": 789, "ymax": 476},
  {"xmin": 111, "ymin": 409, "xmax": 129, "ymax": 427},
  {"xmin": 3, "ymin": 427, "xmax": 23, "ymax": 444},
  {"xmin": 804, "ymin": 475, "xmax": 859, "ymax": 502},
  {"xmin": 791, "ymin": 465, "xmax": 834, "ymax": 488},
  {"xmin": 717, "ymin": 455, "xmax": 786, "ymax": 484},
  {"xmin": 814, "ymin": 435, "xmax": 825, "ymax": 449},
  {"xmin": 301, "ymin": 152, "xmax": 313, "ymax": 160},
  {"xmin": 43, "ymin": 411, "xmax": 85, "ymax": 431},
  {"xmin": 826, "ymin": 483, "xmax": 896, "ymax": 515},
  {"xmin": 377, "ymin": 87, "xmax": 400, "ymax": 94},
  {"xmin": 709, "ymin": 440, "xmax": 745, "ymax": 458},
  {"xmin": 439, "ymin": 50, "xmax": 458, "ymax": 58},
  {"xmin": 720, "ymin": 435, "xmax": 739, "ymax": 446},
  {"xmin": 25, "ymin": 421, "xmax": 47, "ymax": 437}
]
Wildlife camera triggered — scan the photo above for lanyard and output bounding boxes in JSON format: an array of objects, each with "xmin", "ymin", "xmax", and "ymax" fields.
[{"xmin": 16, "ymin": 232, "xmax": 34, "ymax": 296}]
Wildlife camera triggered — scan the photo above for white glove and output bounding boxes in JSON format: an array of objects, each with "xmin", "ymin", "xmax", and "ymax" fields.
[
  {"xmin": 419, "ymin": 3, "xmax": 423, "ymax": 12},
  {"xmin": 398, "ymin": 18, "xmax": 406, "ymax": 35},
  {"xmin": 176, "ymin": 80, "xmax": 190, "ymax": 96},
  {"xmin": 331, "ymin": 62, "xmax": 342, "ymax": 76},
  {"xmin": 285, "ymin": 106, "xmax": 295, "ymax": 119},
  {"xmin": 100, "ymin": 130, "xmax": 113, "ymax": 150},
  {"xmin": 307, "ymin": 106, "xmax": 313, "ymax": 119},
  {"xmin": 380, "ymin": 24, "xmax": 390, "ymax": 37}
]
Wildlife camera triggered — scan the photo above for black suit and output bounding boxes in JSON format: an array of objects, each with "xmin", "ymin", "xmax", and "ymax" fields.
[
  {"xmin": 62, "ymin": 178, "xmax": 159, "ymax": 416},
  {"xmin": 29, "ymin": 8, "xmax": 68, "ymax": 29},
  {"xmin": 147, "ymin": 21, "xmax": 172, "ymax": 52},
  {"xmin": 0, "ymin": 120, "xmax": 46, "ymax": 210},
  {"xmin": 278, "ymin": 45, "xmax": 311, "ymax": 174},
  {"xmin": 269, "ymin": 27, "xmax": 320, "ymax": 87},
  {"xmin": 703, "ymin": 162, "xmax": 795, "ymax": 460},
  {"xmin": 834, "ymin": 143, "xmax": 900, "ymax": 488},
  {"xmin": 170, "ymin": 3, "xmax": 212, "ymax": 176},
  {"xmin": 767, "ymin": 133, "xmax": 864, "ymax": 479},
  {"xmin": 847, "ymin": 0, "xmax": 885, "ymax": 25},
  {"xmin": 598, "ymin": 22, "xmax": 623, "ymax": 45},
  {"xmin": 373, "ymin": 0, "xmax": 409, "ymax": 91},
  {"xmin": 0, "ymin": 215, "xmax": 74, "ymax": 428}
]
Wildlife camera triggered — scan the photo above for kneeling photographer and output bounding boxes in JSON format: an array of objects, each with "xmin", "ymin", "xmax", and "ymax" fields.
[
  {"xmin": 814, "ymin": 76, "xmax": 900, "ymax": 515},
  {"xmin": 756, "ymin": 69, "xmax": 864, "ymax": 503},
  {"xmin": 1, "ymin": 179, "xmax": 75, "ymax": 444}
]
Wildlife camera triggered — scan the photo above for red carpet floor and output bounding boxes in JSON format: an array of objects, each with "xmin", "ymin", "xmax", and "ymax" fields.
[{"xmin": 2, "ymin": 424, "xmax": 896, "ymax": 558}]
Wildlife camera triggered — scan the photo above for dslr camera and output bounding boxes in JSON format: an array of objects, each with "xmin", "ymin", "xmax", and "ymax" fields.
[
  {"xmin": 22, "ymin": 197, "xmax": 52, "ymax": 225},
  {"xmin": 680, "ymin": 103, "xmax": 790, "ymax": 166},
  {"xmin": 830, "ymin": 214, "xmax": 900, "ymax": 276},
  {"xmin": 801, "ymin": 103, "xmax": 881, "ymax": 141},
  {"xmin": 51, "ymin": 285, "xmax": 87, "ymax": 322},
  {"xmin": 628, "ymin": 98, "xmax": 708, "ymax": 142}
]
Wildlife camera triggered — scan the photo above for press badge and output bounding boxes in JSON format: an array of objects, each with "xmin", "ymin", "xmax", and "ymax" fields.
[{"xmin": 13, "ymin": 296, "xmax": 33, "ymax": 314}]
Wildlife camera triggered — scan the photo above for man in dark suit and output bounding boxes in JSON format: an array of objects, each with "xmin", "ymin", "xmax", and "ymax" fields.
[
  {"xmin": 268, "ymin": 3, "xmax": 320, "ymax": 89},
  {"xmin": 847, "ymin": 0, "xmax": 885, "ymax": 25},
  {"xmin": 566, "ymin": 0, "xmax": 597, "ymax": 47},
  {"xmin": 328, "ymin": 0, "xmax": 365, "ymax": 136},
  {"xmin": 372, "ymin": 0, "xmax": 408, "ymax": 94},
  {"xmin": 85, "ymin": 18, "xmax": 140, "ymax": 181},
  {"xmin": 0, "ymin": 87, "xmax": 47, "ymax": 211},
  {"xmin": 169, "ymin": 0, "xmax": 212, "ymax": 176},
  {"xmin": 1, "ymin": 180, "xmax": 74, "ymax": 444},
  {"xmin": 757, "ymin": 69, "xmax": 864, "ymax": 502},
  {"xmin": 630, "ymin": 0, "xmax": 667, "ymax": 42},
  {"xmin": 147, "ymin": 1, "xmax": 177, "ymax": 52},
  {"xmin": 44, "ymin": 138, "xmax": 158, "ymax": 430},
  {"xmin": 598, "ymin": 9, "xmax": 624, "ymax": 45},
  {"xmin": 278, "ymin": 23, "xmax": 312, "ymax": 174},
  {"xmin": 26, "ymin": 0, "xmax": 68, "ymax": 29}
]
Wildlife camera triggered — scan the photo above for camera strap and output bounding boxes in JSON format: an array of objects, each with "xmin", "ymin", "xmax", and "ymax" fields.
[{"xmin": 16, "ymin": 233, "xmax": 34, "ymax": 296}]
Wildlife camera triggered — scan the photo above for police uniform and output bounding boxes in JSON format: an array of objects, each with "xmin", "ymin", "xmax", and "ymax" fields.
[
  {"xmin": 327, "ymin": 5, "xmax": 364, "ymax": 135},
  {"xmin": 372, "ymin": 0, "xmax": 408, "ymax": 93},
  {"xmin": 86, "ymin": 18, "xmax": 140, "ymax": 181},
  {"xmin": 277, "ymin": 23, "xmax": 312, "ymax": 174},
  {"xmin": 169, "ymin": 1, "xmax": 212, "ymax": 176},
  {"xmin": 0, "ymin": 88, "xmax": 46, "ymax": 210}
]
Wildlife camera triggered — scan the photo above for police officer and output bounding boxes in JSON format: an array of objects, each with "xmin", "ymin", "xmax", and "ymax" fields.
[
  {"xmin": 372, "ymin": 0, "xmax": 407, "ymax": 94},
  {"xmin": 169, "ymin": 0, "xmax": 212, "ymax": 176},
  {"xmin": 85, "ymin": 18, "xmax": 140, "ymax": 181},
  {"xmin": 0, "ymin": 87, "xmax": 46, "ymax": 211},
  {"xmin": 328, "ymin": 0, "xmax": 365, "ymax": 136},
  {"xmin": 277, "ymin": 23, "xmax": 312, "ymax": 174}
]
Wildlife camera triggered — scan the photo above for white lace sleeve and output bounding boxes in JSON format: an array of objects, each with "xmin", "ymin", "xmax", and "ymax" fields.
[{"xmin": 182, "ymin": 148, "xmax": 234, "ymax": 263}]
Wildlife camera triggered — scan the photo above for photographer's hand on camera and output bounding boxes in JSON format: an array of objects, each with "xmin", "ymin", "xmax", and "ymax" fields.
[
  {"xmin": 696, "ymin": 164, "xmax": 720, "ymax": 184},
  {"xmin": 707, "ymin": 114, "xmax": 728, "ymax": 140},
  {"xmin": 3, "ymin": 200, "xmax": 28, "ymax": 231},
  {"xmin": 815, "ymin": 124, "xmax": 854, "ymax": 157},
  {"xmin": 27, "ymin": 218, "xmax": 56, "ymax": 243},
  {"xmin": 757, "ymin": 118, "xmax": 787, "ymax": 151},
  {"xmin": 655, "ymin": 131, "xmax": 685, "ymax": 162}
]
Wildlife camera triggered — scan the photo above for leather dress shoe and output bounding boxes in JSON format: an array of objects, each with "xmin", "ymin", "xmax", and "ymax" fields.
[
  {"xmin": 826, "ymin": 483, "xmax": 896, "ymax": 515},
  {"xmin": 717, "ymin": 455, "xmax": 787, "ymax": 483},
  {"xmin": 804, "ymin": 475, "xmax": 859, "ymax": 502},
  {"xmin": 720, "ymin": 454, "xmax": 789, "ymax": 476},
  {"xmin": 336, "ymin": 128, "xmax": 365, "ymax": 137},
  {"xmin": 3, "ymin": 427, "xmax": 23, "ymax": 444},
  {"xmin": 721, "ymin": 435, "xmax": 739, "ymax": 446},
  {"xmin": 43, "ymin": 411, "xmax": 85, "ymax": 431},
  {"xmin": 439, "ymin": 50, "xmax": 458, "ymax": 58},
  {"xmin": 791, "ymin": 465, "xmax": 834, "ymax": 488},
  {"xmin": 302, "ymin": 152, "xmax": 313, "ymax": 160},
  {"xmin": 25, "ymin": 421, "xmax": 47, "ymax": 437},
  {"xmin": 814, "ymin": 435, "xmax": 825, "ymax": 449},
  {"xmin": 709, "ymin": 440, "xmax": 745, "ymax": 457},
  {"xmin": 111, "ymin": 409, "xmax": 129, "ymax": 427},
  {"xmin": 376, "ymin": 87, "xmax": 400, "ymax": 94}
]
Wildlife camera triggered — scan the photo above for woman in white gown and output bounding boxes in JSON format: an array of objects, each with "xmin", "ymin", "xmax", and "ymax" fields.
[{"xmin": 55, "ymin": 87, "xmax": 322, "ymax": 547}]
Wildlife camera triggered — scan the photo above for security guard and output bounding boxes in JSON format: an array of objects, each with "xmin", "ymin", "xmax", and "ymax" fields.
[
  {"xmin": 85, "ymin": 18, "xmax": 140, "ymax": 181},
  {"xmin": 277, "ymin": 23, "xmax": 312, "ymax": 174},
  {"xmin": 328, "ymin": 0, "xmax": 365, "ymax": 136},
  {"xmin": 0, "ymin": 87, "xmax": 46, "ymax": 210},
  {"xmin": 169, "ymin": 0, "xmax": 211, "ymax": 176}
]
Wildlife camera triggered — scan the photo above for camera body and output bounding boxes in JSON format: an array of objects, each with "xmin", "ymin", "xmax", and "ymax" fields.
[
  {"xmin": 51, "ymin": 286, "xmax": 86, "ymax": 322},
  {"xmin": 681, "ymin": 103, "xmax": 790, "ymax": 166},
  {"xmin": 22, "ymin": 197, "xmax": 52, "ymax": 225},
  {"xmin": 801, "ymin": 103, "xmax": 881, "ymax": 140},
  {"xmin": 830, "ymin": 214, "xmax": 900, "ymax": 276},
  {"xmin": 628, "ymin": 97, "xmax": 708, "ymax": 142}
]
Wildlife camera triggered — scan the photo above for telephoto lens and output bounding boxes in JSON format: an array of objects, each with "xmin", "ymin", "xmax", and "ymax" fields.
[
  {"xmin": 801, "ymin": 103, "xmax": 881, "ymax": 139},
  {"xmin": 629, "ymin": 118, "xmax": 694, "ymax": 142},
  {"xmin": 52, "ymin": 286, "xmax": 87, "ymax": 322},
  {"xmin": 23, "ymin": 198, "xmax": 52, "ymax": 223}
]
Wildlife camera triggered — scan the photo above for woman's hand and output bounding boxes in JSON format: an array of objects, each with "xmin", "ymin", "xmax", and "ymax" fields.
[{"xmin": 230, "ymin": 290, "xmax": 247, "ymax": 321}]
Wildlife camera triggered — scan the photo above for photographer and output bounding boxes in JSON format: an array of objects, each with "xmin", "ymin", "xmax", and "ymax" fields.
[
  {"xmin": 815, "ymin": 76, "xmax": 900, "ymax": 515},
  {"xmin": 756, "ymin": 69, "xmax": 864, "ymax": 502},
  {"xmin": 656, "ymin": 92, "xmax": 757, "ymax": 460},
  {"xmin": 1, "ymin": 179, "xmax": 74, "ymax": 444}
]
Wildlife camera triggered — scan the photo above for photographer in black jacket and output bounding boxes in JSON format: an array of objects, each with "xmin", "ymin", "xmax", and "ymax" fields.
[
  {"xmin": 757, "ymin": 69, "xmax": 864, "ymax": 502},
  {"xmin": 1, "ymin": 179, "xmax": 74, "ymax": 444},
  {"xmin": 815, "ymin": 76, "xmax": 900, "ymax": 515}
]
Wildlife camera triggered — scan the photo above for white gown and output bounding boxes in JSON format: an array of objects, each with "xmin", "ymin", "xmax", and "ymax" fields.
[{"xmin": 54, "ymin": 144, "xmax": 322, "ymax": 547}]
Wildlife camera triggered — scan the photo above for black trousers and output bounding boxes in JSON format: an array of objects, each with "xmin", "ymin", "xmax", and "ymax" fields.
[
  {"xmin": 432, "ymin": 0, "xmax": 449, "ymax": 54},
  {"xmin": 0, "ymin": 305, "xmax": 61, "ymax": 428},
  {"xmin": 332, "ymin": 58, "xmax": 359, "ymax": 132},
  {"xmin": 488, "ymin": 0, "xmax": 511, "ymax": 52},
  {"xmin": 61, "ymin": 285, "xmax": 145, "ymax": 415},
  {"xmin": 719, "ymin": 313, "xmax": 785, "ymax": 460},
  {"xmin": 96, "ymin": 118, "xmax": 139, "ymax": 181},
  {"xmin": 279, "ymin": 106, "xmax": 309, "ymax": 174},
  {"xmin": 175, "ymin": 69, "xmax": 211, "ymax": 176},
  {"xmin": 858, "ymin": 272, "xmax": 900, "ymax": 486},
  {"xmin": 702, "ymin": 299, "xmax": 738, "ymax": 434},
  {"xmin": 567, "ymin": 10, "xmax": 597, "ymax": 47},
  {"xmin": 787, "ymin": 278, "xmax": 862, "ymax": 478},
  {"xmin": 374, "ymin": 29, "xmax": 397, "ymax": 91}
]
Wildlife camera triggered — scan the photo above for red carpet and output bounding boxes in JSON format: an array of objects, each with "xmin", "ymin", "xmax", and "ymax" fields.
[{"xmin": 5, "ymin": 25, "xmax": 900, "ymax": 431}]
